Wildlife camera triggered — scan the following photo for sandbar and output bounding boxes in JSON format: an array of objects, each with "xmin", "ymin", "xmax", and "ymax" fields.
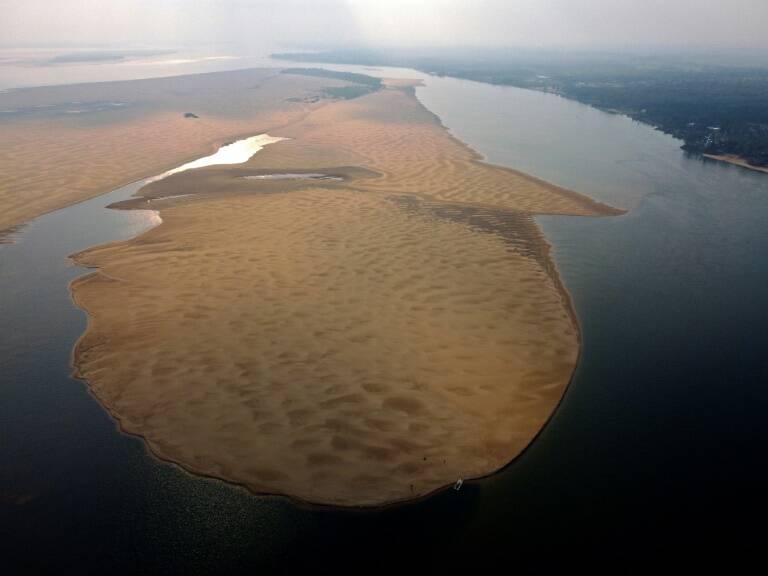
[
  {"xmin": 703, "ymin": 153, "xmax": 768, "ymax": 175},
  {"xmin": 70, "ymin": 72, "xmax": 621, "ymax": 506}
]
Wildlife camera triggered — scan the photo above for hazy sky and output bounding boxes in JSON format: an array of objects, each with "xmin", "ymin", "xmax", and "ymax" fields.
[{"xmin": 2, "ymin": 0, "xmax": 768, "ymax": 53}]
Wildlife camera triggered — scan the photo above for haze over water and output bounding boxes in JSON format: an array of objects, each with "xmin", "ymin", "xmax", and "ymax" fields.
[{"xmin": 0, "ymin": 48, "xmax": 273, "ymax": 90}]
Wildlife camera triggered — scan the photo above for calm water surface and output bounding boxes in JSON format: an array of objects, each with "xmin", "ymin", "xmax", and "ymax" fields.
[
  {"xmin": 0, "ymin": 49, "xmax": 274, "ymax": 90},
  {"xmin": 2, "ymin": 67, "xmax": 768, "ymax": 573}
]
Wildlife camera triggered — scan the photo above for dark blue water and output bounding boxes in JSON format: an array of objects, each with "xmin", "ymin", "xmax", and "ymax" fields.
[
  {"xmin": 2, "ymin": 70, "xmax": 768, "ymax": 573},
  {"xmin": 415, "ymin": 74, "xmax": 768, "ymax": 570}
]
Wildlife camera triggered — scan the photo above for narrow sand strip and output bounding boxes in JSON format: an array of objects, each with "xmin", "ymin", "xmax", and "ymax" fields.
[{"xmin": 704, "ymin": 153, "xmax": 768, "ymax": 175}]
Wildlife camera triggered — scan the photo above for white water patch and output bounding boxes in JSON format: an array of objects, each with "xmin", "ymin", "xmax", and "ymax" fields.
[
  {"xmin": 130, "ymin": 56, "xmax": 240, "ymax": 67},
  {"xmin": 2, "ymin": 134, "xmax": 282, "ymax": 248},
  {"xmin": 128, "ymin": 206, "xmax": 163, "ymax": 231},
  {"xmin": 146, "ymin": 194, "xmax": 194, "ymax": 203},
  {"xmin": 148, "ymin": 134, "xmax": 286, "ymax": 183},
  {"xmin": 243, "ymin": 173, "xmax": 342, "ymax": 181}
]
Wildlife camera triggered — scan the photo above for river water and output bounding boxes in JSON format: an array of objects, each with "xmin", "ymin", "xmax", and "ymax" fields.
[{"xmin": 2, "ymin": 65, "xmax": 768, "ymax": 572}]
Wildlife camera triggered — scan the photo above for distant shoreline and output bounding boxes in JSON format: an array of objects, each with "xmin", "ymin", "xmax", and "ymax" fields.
[{"xmin": 271, "ymin": 51, "xmax": 768, "ymax": 175}]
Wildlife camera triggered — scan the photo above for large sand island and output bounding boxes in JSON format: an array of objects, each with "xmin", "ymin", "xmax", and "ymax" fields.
[{"xmin": 15, "ymin": 68, "xmax": 620, "ymax": 506}]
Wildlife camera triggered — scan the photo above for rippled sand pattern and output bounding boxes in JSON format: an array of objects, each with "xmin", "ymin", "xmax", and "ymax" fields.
[
  {"xmin": 245, "ymin": 81, "xmax": 620, "ymax": 216},
  {"xmin": 73, "ymin": 189, "xmax": 578, "ymax": 505},
  {"xmin": 71, "ymin": 74, "xmax": 621, "ymax": 506}
]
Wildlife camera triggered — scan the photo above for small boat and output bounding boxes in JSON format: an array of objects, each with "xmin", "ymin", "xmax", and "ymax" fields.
[{"xmin": 454, "ymin": 478, "xmax": 463, "ymax": 491}]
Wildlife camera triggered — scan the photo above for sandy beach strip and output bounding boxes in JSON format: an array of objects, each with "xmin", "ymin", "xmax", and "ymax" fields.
[
  {"xmin": 703, "ymin": 153, "xmax": 768, "ymax": 175},
  {"xmin": 69, "ymin": 73, "xmax": 621, "ymax": 506}
]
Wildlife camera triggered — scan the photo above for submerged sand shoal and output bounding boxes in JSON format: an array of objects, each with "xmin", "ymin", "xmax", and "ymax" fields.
[{"xmin": 70, "ymin": 75, "xmax": 621, "ymax": 506}]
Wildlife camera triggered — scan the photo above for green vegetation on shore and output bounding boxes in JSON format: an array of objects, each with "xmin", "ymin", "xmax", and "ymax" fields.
[
  {"xmin": 281, "ymin": 67, "xmax": 382, "ymax": 100},
  {"xmin": 275, "ymin": 51, "xmax": 768, "ymax": 168}
]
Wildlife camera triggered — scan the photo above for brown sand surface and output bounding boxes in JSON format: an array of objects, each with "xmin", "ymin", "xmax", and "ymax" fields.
[
  {"xmin": 240, "ymin": 80, "xmax": 620, "ymax": 216},
  {"xmin": 71, "ymin": 75, "xmax": 621, "ymax": 506},
  {"xmin": 73, "ymin": 189, "xmax": 579, "ymax": 506},
  {"xmin": 704, "ymin": 153, "xmax": 768, "ymax": 175},
  {"xmin": 0, "ymin": 68, "xmax": 359, "ymax": 235}
]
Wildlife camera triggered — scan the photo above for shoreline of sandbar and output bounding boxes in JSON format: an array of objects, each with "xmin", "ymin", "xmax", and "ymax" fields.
[{"xmin": 66, "ymin": 72, "xmax": 621, "ymax": 507}]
